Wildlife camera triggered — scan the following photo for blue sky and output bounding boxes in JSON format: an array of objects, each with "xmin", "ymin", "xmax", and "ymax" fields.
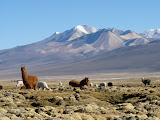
[{"xmin": 0, "ymin": 0, "xmax": 160, "ymax": 50}]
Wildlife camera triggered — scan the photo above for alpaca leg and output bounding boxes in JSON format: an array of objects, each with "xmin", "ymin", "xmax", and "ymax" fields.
[
  {"xmin": 43, "ymin": 87, "xmax": 45, "ymax": 90},
  {"xmin": 34, "ymin": 85, "xmax": 37, "ymax": 90}
]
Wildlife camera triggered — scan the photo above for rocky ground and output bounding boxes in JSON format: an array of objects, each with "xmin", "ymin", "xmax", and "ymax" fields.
[{"xmin": 0, "ymin": 77, "xmax": 160, "ymax": 120}]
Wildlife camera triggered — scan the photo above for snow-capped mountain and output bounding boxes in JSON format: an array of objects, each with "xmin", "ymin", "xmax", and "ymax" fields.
[
  {"xmin": 36, "ymin": 27, "xmax": 149, "ymax": 57},
  {"xmin": 0, "ymin": 25, "xmax": 159, "ymax": 78},
  {"xmin": 141, "ymin": 29, "xmax": 160, "ymax": 39},
  {"xmin": 40, "ymin": 25, "xmax": 99, "ymax": 43}
]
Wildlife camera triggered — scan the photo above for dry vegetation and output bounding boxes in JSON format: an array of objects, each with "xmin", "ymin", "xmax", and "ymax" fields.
[{"xmin": 0, "ymin": 73, "xmax": 160, "ymax": 120}]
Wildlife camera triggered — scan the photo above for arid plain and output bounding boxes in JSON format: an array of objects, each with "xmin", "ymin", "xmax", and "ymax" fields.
[{"xmin": 0, "ymin": 72, "xmax": 160, "ymax": 120}]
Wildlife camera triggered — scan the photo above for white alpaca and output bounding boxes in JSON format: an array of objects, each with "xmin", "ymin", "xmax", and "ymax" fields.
[
  {"xmin": 90, "ymin": 83, "xmax": 93, "ymax": 87},
  {"xmin": 94, "ymin": 84, "xmax": 98, "ymax": 88},
  {"xmin": 99, "ymin": 82, "xmax": 107, "ymax": 88},
  {"xmin": 59, "ymin": 81, "xmax": 62, "ymax": 87},
  {"xmin": 37, "ymin": 81, "xmax": 51, "ymax": 90},
  {"xmin": 16, "ymin": 81, "xmax": 24, "ymax": 87}
]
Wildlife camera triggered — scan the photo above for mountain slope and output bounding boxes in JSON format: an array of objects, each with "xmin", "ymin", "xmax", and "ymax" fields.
[
  {"xmin": 33, "ymin": 40, "xmax": 160, "ymax": 76},
  {"xmin": 120, "ymin": 30, "xmax": 149, "ymax": 46}
]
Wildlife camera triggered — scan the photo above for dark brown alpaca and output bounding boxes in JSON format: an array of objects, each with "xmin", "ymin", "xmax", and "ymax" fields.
[
  {"xmin": 0, "ymin": 85, "xmax": 2, "ymax": 90},
  {"xmin": 21, "ymin": 66, "xmax": 38, "ymax": 90},
  {"xmin": 69, "ymin": 77, "xmax": 90, "ymax": 88}
]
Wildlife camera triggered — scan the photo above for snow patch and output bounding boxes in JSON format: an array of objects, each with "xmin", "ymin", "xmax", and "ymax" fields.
[
  {"xmin": 55, "ymin": 32, "xmax": 60, "ymax": 34},
  {"xmin": 75, "ymin": 25, "xmax": 89, "ymax": 34}
]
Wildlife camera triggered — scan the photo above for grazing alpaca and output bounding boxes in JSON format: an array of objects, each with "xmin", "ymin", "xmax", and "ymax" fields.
[
  {"xmin": 94, "ymin": 84, "xmax": 98, "ymax": 88},
  {"xmin": 0, "ymin": 85, "xmax": 2, "ymax": 90},
  {"xmin": 100, "ymin": 82, "xmax": 107, "ymax": 88},
  {"xmin": 16, "ymin": 80, "xmax": 24, "ymax": 87},
  {"xmin": 142, "ymin": 77, "xmax": 151, "ymax": 86},
  {"xmin": 21, "ymin": 66, "xmax": 38, "ymax": 90},
  {"xmin": 69, "ymin": 77, "xmax": 90, "ymax": 88},
  {"xmin": 37, "ymin": 81, "xmax": 51, "ymax": 90},
  {"xmin": 90, "ymin": 83, "xmax": 93, "ymax": 87},
  {"xmin": 108, "ymin": 82, "xmax": 113, "ymax": 87}
]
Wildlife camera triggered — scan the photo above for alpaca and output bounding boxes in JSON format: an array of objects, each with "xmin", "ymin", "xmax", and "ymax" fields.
[
  {"xmin": 69, "ymin": 77, "xmax": 90, "ymax": 88},
  {"xmin": 21, "ymin": 66, "xmax": 38, "ymax": 90},
  {"xmin": 94, "ymin": 84, "xmax": 98, "ymax": 88},
  {"xmin": 37, "ymin": 81, "xmax": 51, "ymax": 90},
  {"xmin": 0, "ymin": 85, "xmax": 2, "ymax": 90},
  {"xmin": 59, "ymin": 81, "xmax": 62, "ymax": 87},
  {"xmin": 100, "ymin": 82, "xmax": 107, "ymax": 88},
  {"xmin": 16, "ymin": 80, "xmax": 24, "ymax": 87},
  {"xmin": 108, "ymin": 82, "xmax": 113, "ymax": 87},
  {"xmin": 90, "ymin": 83, "xmax": 93, "ymax": 87},
  {"xmin": 142, "ymin": 77, "xmax": 151, "ymax": 86},
  {"xmin": 20, "ymin": 81, "xmax": 51, "ymax": 90}
]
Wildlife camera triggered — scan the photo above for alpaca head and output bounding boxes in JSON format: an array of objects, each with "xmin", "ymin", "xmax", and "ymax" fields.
[
  {"xmin": 80, "ymin": 77, "xmax": 90, "ymax": 87},
  {"xmin": 21, "ymin": 66, "xmax": 26, "ymax": 72},
  {"xmin": 84, "ymin": 77, "xmax": 89, "ymax": 82}
]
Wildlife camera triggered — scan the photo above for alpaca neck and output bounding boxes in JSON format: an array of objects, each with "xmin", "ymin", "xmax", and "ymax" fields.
[{"xmin": 22, "ymin": 70, "xmax": 28, "ymax": 83}]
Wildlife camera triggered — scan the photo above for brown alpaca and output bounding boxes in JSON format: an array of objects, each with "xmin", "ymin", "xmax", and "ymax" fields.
[
  {"xmin": 0, "ymin": 85, "xmax": 2, "ymax": 90},
  {"xmin": 21, "ymin": 66, "xmax": 38, "ymax": 90},
  {"xmin": 69, "ymin": 77, "xmax": 90, "ymax": 88}
]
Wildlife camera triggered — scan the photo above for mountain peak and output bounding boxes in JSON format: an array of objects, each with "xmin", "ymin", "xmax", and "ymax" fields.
[
  {"xmin": 141, "ymin": 29, "xmax": 160, "ymax": 38},
  {"xmin": 74, "ymin": 25, "xmax": 90, "ymax": 34},
  {"xmin": 73, "ymin": 25, "xmax": 98, "ymax": 34},
  {"xmin": 54, "ymin": 32, "xmax": 60, "ymax": 35},
  {"xmin": 66, "ymin": 25, "xmax": 99, "ymax": 41},
  {"xmin": 121, "ymin": 30, "xmax": 133, "ymax": 35}
]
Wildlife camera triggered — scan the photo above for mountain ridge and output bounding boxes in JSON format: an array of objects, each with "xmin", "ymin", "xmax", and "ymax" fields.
[{"xmin": 0, "ymin": 25, "xmax": 160, "ymax": 78}]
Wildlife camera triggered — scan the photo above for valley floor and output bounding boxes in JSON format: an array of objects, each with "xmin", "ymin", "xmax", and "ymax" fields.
[{"xmin": 0, "ymin": 73, "xmax": 160, "ymax": 120}]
